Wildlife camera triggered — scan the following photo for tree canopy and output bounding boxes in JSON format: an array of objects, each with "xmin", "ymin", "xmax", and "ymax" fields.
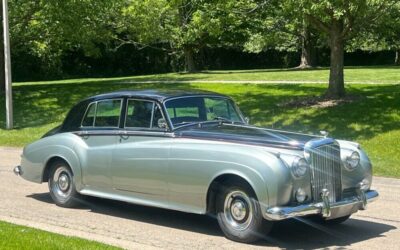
[{"xmin": 0, "ymin": 0, "xmax": 398, "ymax": 96}]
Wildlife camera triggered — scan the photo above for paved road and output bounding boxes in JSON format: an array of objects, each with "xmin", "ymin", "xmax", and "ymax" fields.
[{"xmin": 1, "ymin": 147, "xmax": 399, "ymax": 249}]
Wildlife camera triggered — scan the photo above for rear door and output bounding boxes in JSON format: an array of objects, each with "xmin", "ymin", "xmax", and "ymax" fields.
[{"xmin": 79, "ymin": 98, "xmax": 122, "ymax": 189}]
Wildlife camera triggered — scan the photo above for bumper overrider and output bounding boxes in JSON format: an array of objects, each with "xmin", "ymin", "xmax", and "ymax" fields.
[
  {"xmin": 265, "ymin": 188, "xmax": 379, "ymax": 221},
  {"xmin": 14, "ymin": 165, "xmax": 22, "ymax": 176}
]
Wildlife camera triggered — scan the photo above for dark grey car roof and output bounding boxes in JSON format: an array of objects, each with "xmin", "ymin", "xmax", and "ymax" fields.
[{"xmin": 84, "ymin": 89, "xmax": 228, "ymax": 103}]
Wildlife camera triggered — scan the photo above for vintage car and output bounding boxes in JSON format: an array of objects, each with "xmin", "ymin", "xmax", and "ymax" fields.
[{"xmin": 15, "ymin": 90, "xmax": 378, "ymax": 243}]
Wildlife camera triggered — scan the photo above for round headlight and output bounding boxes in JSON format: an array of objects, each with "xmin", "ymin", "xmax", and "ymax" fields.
[
  {"xmin": 291, "ymin": 157, "xmax": 308, "ymax": 178},
  {"xmin": 345, "ymin": 151, "xmax": 360, "ymax": 170}
]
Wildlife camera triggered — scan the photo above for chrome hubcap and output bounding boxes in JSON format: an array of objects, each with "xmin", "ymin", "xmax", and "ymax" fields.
[
  {"xmin": 224, "ymin": 190, "xmax": 253, "ymax": 231},
  {"xmin": 50, "ymin": 165, "xmax": 72, "ymax": 200},
  {"xmin": 58, "ymin": 174, "xmax": 70, "ymax": 191},
  {"xmin": 231, "ymin": 200, "xmax": 247, "ymax": 221}
]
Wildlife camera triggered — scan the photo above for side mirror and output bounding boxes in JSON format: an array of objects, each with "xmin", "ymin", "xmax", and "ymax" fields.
[
  {"xmin": 244, "ymin": 117, "xmax": 250, "ymax": 124},
  {"xmin": 158, "ymin": 118, "xmax": 168, "ymax": 130}
]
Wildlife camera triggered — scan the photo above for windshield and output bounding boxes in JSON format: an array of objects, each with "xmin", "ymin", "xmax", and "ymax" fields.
[{"xmin": 164, "ymin": 96, "xmax": 244, "ymax": 128}]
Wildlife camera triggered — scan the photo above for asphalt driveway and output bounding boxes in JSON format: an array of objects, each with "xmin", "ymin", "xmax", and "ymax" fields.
[{"xmin": 1, "ymin": 147, "xmax": 398, "ymax": 249}]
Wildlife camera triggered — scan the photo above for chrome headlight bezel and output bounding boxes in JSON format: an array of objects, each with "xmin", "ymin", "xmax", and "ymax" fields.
[
  {"xmin": 291, "ymin": 157, "xmax": 308, "ymax": 178},
  {"xmin": 344, "ymin": 151, "xmax": 360, "ymax": 171}
]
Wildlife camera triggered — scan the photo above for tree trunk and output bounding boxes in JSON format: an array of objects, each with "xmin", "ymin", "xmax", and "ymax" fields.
[
  {"xmin": 395, "ymin": 50, "xmax": 400, "ymax": 66},
  {"xmin": 298, "ymin": 25, "xmax": 314, "ymax": 68},
  {"xmin": 184, "ymin": 46, "xmax": 196, "ymax": 72},
  {"xmin": 326, "ymin": 21, "xmax": 345, "ymax": 98}
]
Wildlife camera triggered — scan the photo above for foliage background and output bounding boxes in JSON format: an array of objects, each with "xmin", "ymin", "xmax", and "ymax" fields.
[{"xmin": 6, "ymin": 0, "xmax": 399, "ymax": 81}]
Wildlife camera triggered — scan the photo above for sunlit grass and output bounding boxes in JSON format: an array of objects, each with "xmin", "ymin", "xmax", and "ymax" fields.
[
  {"xmin": 14, "ymin": 66, "xmax": 400, "ymax": 86},
  {"xmin": 0, "ymin": 221, "xmax": 120, "ymax": 250}
]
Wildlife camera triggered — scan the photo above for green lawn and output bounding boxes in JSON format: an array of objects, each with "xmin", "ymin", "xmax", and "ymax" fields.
[
  {"xmin": 15, "ymin": 65, "xmax": 400, "ymax": 86},
  {"xmin": 0, "ymin": 221, "xmax": 120, "ymax": 250},
  {"xmin": 1, "ymin": 66, "xmax": 399, "ymax": 178}
]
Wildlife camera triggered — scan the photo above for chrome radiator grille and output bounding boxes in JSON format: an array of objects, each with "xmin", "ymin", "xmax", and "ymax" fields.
[{"xmin": 309, "ymin": 143, "xmax": 342, "ymax": 202}]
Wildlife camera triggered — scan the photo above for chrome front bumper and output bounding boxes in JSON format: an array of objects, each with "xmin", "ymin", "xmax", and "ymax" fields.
[{"xmin": 265, "ymin": 189, "xmax": 379, "ymax": 221}]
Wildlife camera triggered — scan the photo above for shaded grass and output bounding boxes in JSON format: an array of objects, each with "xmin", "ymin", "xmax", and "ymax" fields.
[
  {"xmin": 0, "ymin": 221, "xmax": 120, "ymax": 250},
  {"xmin": 0, "ymin": 72, "xmax": 399, "ymax": 177}
]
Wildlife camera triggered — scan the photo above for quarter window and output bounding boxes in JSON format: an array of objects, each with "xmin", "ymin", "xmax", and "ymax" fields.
[{"xmin": 81, "ymin": 102, "xmax": 96, "ymax": 127}]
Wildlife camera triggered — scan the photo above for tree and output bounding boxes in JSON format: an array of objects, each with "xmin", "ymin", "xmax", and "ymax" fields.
[
  {"xmin": 8, "ymin": 0, "xmax": 120, "ymax": 77},
  {"xmin": 119, "ymin": 0, "xmax": 259, "ymax": 72},
  {"xmin": 285, "ymin": 0, "xmax": 398, "ymax": 98},
  {"xmin": 119, "ymin": 0, "xmax": 208, "ymax": 72},
  {"xmin": 243, "ymin": 1, "xmax": 320, "ymax": 68}
]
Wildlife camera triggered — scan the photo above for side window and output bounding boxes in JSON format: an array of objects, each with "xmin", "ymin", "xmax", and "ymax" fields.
[
  {"xmin": 81, "ymin": 99, "xmax": 122, "ymax": 127},
  {"xmin": 125, "ymin": 99, "xmax": 154, "ymax": 128},
  {"xmin": 95, "ymin": 100, "xmax": 122, "ymax": 127}
]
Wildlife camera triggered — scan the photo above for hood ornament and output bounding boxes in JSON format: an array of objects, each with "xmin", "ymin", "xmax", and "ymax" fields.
[{"xmin": 320, "ymin": 131, "xmax": 329, "ymax": 138}]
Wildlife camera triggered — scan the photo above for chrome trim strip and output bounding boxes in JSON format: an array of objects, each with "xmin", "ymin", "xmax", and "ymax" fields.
[
  {"xmin": 264, "ymin": 190, "xmax": 379, "ymax": 221},
  {"xmin": 74, "ymin": 130, "xmax": 175, "ymax": 137}
]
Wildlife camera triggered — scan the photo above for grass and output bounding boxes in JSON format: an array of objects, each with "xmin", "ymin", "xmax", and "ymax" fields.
[
  {"xmin": 0, "ymin": 221, "xmax": 120, "ymax": 250},
  {"xmin": 15, "ymin": 65, "xmax": 400, "ymax": 86},
  {"xmin": 1, "ymin": 66, "xmax": 399, "ymax": 178}
]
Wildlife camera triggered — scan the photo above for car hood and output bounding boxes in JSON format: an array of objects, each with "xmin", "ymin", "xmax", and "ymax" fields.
[{"xmin": 174, "ymin": 123, "xmax": 321, "ymax": 150}]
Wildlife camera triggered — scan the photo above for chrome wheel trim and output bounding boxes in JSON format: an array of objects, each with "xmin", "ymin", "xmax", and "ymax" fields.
[
  {"xmin": 51, "ymin": 165, "xmax": 72, "ymax": 200},
  {"xmin": 224, "ymin": 190, "xmax": 253, "ymax": 231}
]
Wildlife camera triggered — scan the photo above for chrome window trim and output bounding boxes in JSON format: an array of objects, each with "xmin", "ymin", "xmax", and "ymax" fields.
[
  {"xmin": 163, "ymin": 95, "xmax": 246, "ymax": 130},
  {"xmin": 150, "ymin": 102, "xmax": 155, "ymax": 128},
  {"xmin": 124, "ymin": 98, "xmax": 169, "ymax": 131},
  {"xmin": 80, "ymin": 98, "xmax": 123, "ymax": 129}
]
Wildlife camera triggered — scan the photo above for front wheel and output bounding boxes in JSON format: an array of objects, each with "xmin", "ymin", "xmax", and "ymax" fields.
[
  {"xmin": 48, "ymin": 160, "xmax": 81, "ymax": 207},
  {"xmin": 216, "ymin": 183, "xmax": 272, "ymax": 243}
]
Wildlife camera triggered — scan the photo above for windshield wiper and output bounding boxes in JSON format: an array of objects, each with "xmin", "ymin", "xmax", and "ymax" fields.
[
  {"xmin": 213, "ymin": 116, "xmax": 232, "ymax": 122},
  {"xmin": 173, "ymin": 120, "xmax": 231, "ymax": 131}
]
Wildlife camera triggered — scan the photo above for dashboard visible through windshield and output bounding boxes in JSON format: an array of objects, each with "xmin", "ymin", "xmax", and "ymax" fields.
[{"xmin": 164, "ymin": 96, "xmax": 244, "ymax": 128}]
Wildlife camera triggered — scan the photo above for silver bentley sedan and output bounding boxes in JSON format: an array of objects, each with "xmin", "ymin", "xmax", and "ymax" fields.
[{"xmin": 15, "ymin": 90, "xmax": 378, "ymax": 243}]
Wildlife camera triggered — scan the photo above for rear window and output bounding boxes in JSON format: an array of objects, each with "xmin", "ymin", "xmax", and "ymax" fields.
[{"xmin": 81, "ymin": 99, "xmax": 122, "ymax": 127}]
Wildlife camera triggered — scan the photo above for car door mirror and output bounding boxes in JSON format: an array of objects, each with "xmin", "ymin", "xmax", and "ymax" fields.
[
  {"xmin": 158, "ymin": 118, "xmax": 168, "ymax": 130},
  {"xmin": 244, "ymin": 117, "xmax": 250, "ymax": 124}
]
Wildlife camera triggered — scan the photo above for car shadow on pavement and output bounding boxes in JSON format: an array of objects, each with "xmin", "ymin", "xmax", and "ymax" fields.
[
  {"xmin": 256, "ymin": 217, "xmax": 396, "ymax": 249},
  {"xmin": 28, "ymin": 192, "xmax": 396, "ymax": 248}
]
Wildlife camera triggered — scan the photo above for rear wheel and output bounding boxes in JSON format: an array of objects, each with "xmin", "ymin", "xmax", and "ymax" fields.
[
  {"xmin": 48, "ymin": 160, "xmax": 80, "ymax": 207},
  {"xmin": 216, "ymin": 182, "xmax": 272, "ymax": 243}
]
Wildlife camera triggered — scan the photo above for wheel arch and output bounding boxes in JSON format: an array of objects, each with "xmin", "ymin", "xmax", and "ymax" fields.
[
  {"xmin": 42, "ymin": 156, "xmax": 73, "ymax": 182},
  {"xmin": 40, "ymin": 146, "xmax": 83, "ymax": 190},
  {"xmin": 206, "ymin": 173, "xmax": 266, "ymax": 215}
]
